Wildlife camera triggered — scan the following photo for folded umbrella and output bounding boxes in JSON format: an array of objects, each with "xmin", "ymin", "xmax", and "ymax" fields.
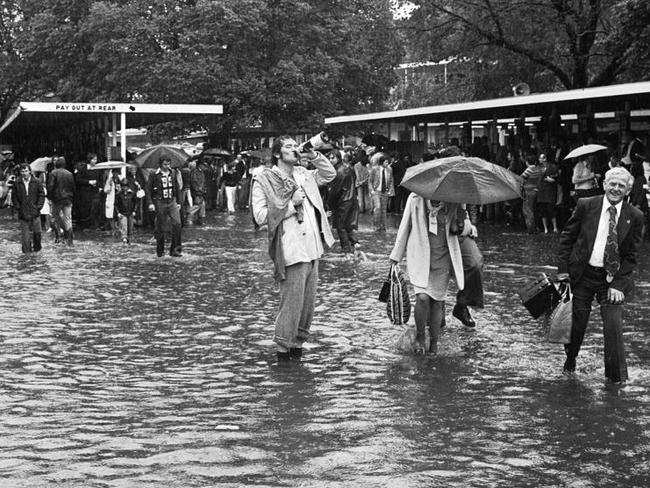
[
  {"xmin": 564, "ymin": 144, "xmax": 608, "ymax": 160},
  {"xmin": 93, "ymin": 161, "xmax": 136, "ymax": 170},
  {"xmin": 201, "ymin": 147, "xmax": 231, "ymax": 157},
  {"xmin": 242, "ymin": 148, "xmax": 272, "ymax": 160},
  {"xmin": 400, "ymin": 156, "xmax": 523, "ymax": 205}
]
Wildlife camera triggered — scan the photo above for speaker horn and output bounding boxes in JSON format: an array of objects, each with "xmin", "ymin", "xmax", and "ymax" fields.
[{"xmin": 512, "ymin": 82, "xmax": 531, "ymax": 96}]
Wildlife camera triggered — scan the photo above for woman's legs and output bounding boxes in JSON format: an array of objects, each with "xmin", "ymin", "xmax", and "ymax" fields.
[
  {"xmin": 541, "ymin": 216, "xmax": 549, "ymax": 233},
  {"xmin": 429, "ymin": 299, "xmax": 444, "ymax": 353},
  {"xmin": 414, "ymin": 294, "xmax": 444, "ymax": 354},
  {"xmin": 414, "ymin": 293, "xmax": 430, "ymax": 354}
]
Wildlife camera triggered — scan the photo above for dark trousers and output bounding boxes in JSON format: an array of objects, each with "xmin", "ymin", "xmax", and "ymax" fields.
[
  {"xmin": 333, "ymin": 199, "xmax": 359, "ymax": 253},
  {"xmin": 566, "ymin": 265, "xmax": 628, "ymax": 382},
  {"xmin": 20, "ymin": 217, "xmax": 42, "ymax": 253},
  {"xmin": 456, "ymin": 236, "xmax": 484, "ymax": 308},
  {"xmin": 154, "ymin": 200, "xmax": 182, "ymax": 255}
]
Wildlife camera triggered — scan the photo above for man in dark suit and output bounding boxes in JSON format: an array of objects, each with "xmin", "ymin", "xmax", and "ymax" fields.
[
  {"xmin": 558, "ymin": 167, "xmax": 644, "ymax": 383},
  {"xmin": 12, "ymin": 163, "xmax": 45, "ymax": 253}
]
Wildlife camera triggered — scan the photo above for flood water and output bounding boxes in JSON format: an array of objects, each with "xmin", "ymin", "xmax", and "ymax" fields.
[{"xmin": 1, "ymin": 208, "xmax": 649, "ymax": 487}]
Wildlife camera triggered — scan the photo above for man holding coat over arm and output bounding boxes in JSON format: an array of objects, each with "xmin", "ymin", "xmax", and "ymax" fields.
[{"xmin": 251, "ymin": 135, "xmax": 336, "ymax": 362}]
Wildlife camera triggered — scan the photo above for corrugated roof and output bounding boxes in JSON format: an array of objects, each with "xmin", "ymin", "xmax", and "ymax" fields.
[{"xmin": 325, "ymin": 81, "xmax": 650, "ymax": 125}]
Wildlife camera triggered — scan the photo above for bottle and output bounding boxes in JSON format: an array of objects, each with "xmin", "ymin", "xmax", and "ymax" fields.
[{"xmin": 299, "ymin": 132, "xmax": 329, "ymax": 153}]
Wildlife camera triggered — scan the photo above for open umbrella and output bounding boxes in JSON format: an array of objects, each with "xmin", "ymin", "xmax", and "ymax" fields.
[
  {"xmin": 94, "ymin": 161, "xmax": 136, "ymax": 170},
  {"xmin": 30, "ymin": 157, "xmax": 53, "ymax": 173},
  {"xmin": 134, "ymin": 144, "xmax": 189, "ymax": 169},
  {"xmin": 400, "ymin": 156, "xmax": 523, "ymax": 205},
  {"xmin": 564, "ymin": 144, "xmax": 608, "ymax": 160},
  {"xmin": 201, "ymin": 147, "xmax": 231, "ymax": 157}
]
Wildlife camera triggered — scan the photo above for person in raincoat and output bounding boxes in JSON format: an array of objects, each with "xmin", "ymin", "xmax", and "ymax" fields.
[
  {"xmin": 390, "ymin": 194, "xmax": 474, "ymax": 354},
  {"xmin": 251, "ymin": 135, "xmax": 336, "ymax": 362}
]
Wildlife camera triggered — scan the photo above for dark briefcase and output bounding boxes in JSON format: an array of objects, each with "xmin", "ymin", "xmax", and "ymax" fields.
[{"xmin": 518, "ymin": 273, "xmax": 561, "ymax": 319}]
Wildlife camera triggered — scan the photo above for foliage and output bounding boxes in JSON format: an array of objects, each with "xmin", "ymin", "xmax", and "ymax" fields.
[
  {"xmin": 393, "ymin": 0, "xmax": 650, "ymax": 106},
  {"xmin": 0, "ymin": 0, "xmax": 403, "ymax": 137}
]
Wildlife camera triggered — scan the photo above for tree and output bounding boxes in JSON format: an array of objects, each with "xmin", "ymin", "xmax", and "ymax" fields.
[
  {"xmin": 3, "ymin": 0, "xmax": 402, "ymax": 137},
  {"xmin": 394, "ymin": 0, "xmax": 650, "ymax": 94}
]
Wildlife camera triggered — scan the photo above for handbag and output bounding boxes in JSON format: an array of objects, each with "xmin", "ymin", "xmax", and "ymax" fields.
[
  {"xmin": 386, "ymin": 263, "xmax": 411, "ymax": 325},
  {"xmin": 378, "ymin": 268, "xmax": 391, "ymax": 303},
  {"xmin": 518, "ymin": 273, "xmax": 561, "ymax": 319},
  {"xmin": 547, "ymin": 283, "xmax": 572, "ymax": 344}
]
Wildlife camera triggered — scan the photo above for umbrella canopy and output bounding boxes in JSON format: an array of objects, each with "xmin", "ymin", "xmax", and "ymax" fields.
[
  {"xmin": 564, "ymin": 144, "xmax": 608, "ymax": 160},
  {"xmin": 30, "ymin": 157, "xmax": 53, "ymax": 173},
  {"xmin": 400, "ymin": 156, "xmax": 523, "ymax": 205},
  {"xmin": 134, "ymin": 144, "xmax": 189, "ymax": 169},
  {"xmin": 201, "ymin": 147, "xmax": 231, "ymax": 157}
]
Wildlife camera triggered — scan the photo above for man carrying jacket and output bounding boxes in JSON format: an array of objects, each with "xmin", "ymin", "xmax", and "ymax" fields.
[
  {"xmin": 251, "ymin": 135, "xmax": 336, "ymax": 362},
  {"xmin": 12, "ymin": 163, "xmax": 45, "ymax": 253}
]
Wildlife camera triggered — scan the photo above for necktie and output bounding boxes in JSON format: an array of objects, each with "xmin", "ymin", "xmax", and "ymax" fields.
[
  {"xmin": 603, "ymin": 206, "xmax": 620, "ymax": 282},
  {"xmin": 381, "ymin": 168, "xmax": 387, "ymax": 193}
]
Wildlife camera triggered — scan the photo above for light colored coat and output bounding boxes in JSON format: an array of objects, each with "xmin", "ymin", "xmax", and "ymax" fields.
[{"xmin": 389, "ymin": 194, "xmax": 470, "ymax": 290}]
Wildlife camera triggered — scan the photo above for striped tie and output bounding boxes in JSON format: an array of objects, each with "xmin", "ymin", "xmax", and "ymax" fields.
[{"xmin": 603, "ymin": 206, "xmax": 620, "ymax": 282}]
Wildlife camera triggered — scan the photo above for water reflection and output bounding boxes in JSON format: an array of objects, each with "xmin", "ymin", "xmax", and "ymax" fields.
[{"xmin": 0, "ymin": 210, "xmax": 649, "ymax": 487}]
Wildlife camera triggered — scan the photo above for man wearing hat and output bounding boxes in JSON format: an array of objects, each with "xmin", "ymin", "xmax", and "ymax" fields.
[{"xmin": 146, "ymin": 156, "xmax": 182, "ymax": 257}]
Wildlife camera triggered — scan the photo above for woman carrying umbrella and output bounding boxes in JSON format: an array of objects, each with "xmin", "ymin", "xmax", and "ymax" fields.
[
  {"xmin": 536, "ymin": 152, "xmax": 560, "ymax": 233},
  {"xmin": 389, "ymin": 195, "xmax": 473, "ymax": 354},
  {"xmin": 571, "ymin": 155, "xmax": 601, "ymax": 203}
]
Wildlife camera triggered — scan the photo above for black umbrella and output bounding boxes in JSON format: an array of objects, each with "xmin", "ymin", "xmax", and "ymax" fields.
[{"xmin": 134, "ymin": 145, "xmax": 189, "ymax": 169}]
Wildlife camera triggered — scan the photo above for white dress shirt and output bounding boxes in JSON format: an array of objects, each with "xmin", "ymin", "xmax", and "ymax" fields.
[{"xmin": 589, "ymin": 199, "xmax": 623, "ymax": 268}]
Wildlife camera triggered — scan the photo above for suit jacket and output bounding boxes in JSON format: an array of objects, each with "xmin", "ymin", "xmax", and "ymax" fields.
[
  {"xmin": 369, "ymin": 164, "xmax": 395, "ymax": 196},
  {"xmin": 558, "ymin": 195, "xmax": 644, "ymax": 294},
  {"xmin": 12, "ymin": 177, "xmax": 45, "ymax": 221}
]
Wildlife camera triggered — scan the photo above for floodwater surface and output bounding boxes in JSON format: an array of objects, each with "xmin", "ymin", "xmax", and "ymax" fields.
[{"xmin": 1, "ymin": 209, "xmax": 649, "ymax": 487}]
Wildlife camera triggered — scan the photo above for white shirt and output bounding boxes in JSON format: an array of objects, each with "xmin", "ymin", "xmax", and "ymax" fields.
[
  {"xmin": 22, "ymin": 177, "xmax": 31, "ymax": 195},
  {"xmin": 589, "ymin": 199, "xmax": 623, "ymax": 268}
]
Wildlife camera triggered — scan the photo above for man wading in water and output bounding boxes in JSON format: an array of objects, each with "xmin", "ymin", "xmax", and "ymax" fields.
[{"xmin": 251, "ymin": 135, "xmax": 335, "ymax": 362}]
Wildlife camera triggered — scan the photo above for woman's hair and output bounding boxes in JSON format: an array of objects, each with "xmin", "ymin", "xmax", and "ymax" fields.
[{"xmin": 328, "ymin": 149, "xmax": 342, "ymax": 164}]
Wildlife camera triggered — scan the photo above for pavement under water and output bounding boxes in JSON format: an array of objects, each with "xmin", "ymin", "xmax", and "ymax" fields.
[{"xmin": 1, "ymin": 209, "xmax": 649, "ymax": 487}]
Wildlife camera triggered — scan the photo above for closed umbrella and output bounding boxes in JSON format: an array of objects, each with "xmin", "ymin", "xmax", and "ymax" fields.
[
  {"xmin": 30, "ymin": 157, "xmax": 53, "ymax": 173},
  {"xmin": 134, "ymin": 145, "xmax": 189, "ymax": 169},
  {"xmin": 564, "ymin": 144, "xmax": 608, "ymax": 160},
  {"xmin": 93, "ymin": 161, "xmax": 136, "ymax": 170},
  {"xmin": 242, "ymin": 148, "xmax": 272, "ymax": 160},
  {"xmin": 400, "ymin": 156, "xmax": 523, "ymax": 205},
  {"xmin": 201, "ymin": 147, "xmax": 231, "ymax": 157}
]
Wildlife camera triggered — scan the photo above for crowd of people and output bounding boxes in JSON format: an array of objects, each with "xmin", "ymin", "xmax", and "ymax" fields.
[
  {"xmin": 0, "ymin": 149, "xmax": 269, "ymax": 255},
  {"xmin": 248, "ymin": 134, "xmax": 644, "ymax": 385},
  {"xmin": 1, "ymin": 129, "xmax": 648, "ymax": 383}
]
